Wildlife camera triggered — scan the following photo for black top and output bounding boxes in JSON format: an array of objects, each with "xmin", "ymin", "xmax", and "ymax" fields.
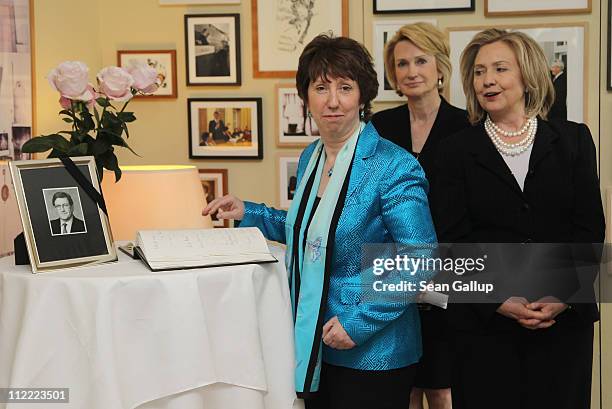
[
  {"xmin": 371, "ymin": 97, "xmax": 469, "ymax": 188},
  {"xmin": 431, "ymin": 119, "xmax": 604, "ymax": 328}
]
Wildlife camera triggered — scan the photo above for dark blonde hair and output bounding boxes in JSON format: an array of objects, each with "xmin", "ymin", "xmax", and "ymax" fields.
[
  {"xmin": 460, "ymin": 28, "xmax": 555, "ymax": 125},
  {"xmin": 384, "ymin": 22, "xmax": 451, "ymax": 95}
]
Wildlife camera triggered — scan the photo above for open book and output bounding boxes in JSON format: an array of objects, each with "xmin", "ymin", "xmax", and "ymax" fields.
[{"xmin": 133, "ymin": 227, "xmax": 277, "ymax": 272}]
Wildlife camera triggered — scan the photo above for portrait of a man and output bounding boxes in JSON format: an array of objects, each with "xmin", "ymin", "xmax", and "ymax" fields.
[{"xmin": 48, "ymin": 190, "xmax": 86, "ymax": 235}]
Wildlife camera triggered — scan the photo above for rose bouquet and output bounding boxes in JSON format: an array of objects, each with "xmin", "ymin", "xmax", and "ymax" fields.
[{"xmin": 22, "ymin": 61, "xmax": 160, "ymax": 182}]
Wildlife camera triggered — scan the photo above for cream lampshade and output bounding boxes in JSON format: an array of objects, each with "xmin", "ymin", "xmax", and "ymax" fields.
[{"xmin": 101, "ymin": 165, "xmax": 213, "ymax": 241}]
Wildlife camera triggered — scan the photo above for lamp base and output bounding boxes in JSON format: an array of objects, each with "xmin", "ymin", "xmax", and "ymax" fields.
[{"xmin": 14, "ymin": 232, "xmax": 30, "ymax": 265}]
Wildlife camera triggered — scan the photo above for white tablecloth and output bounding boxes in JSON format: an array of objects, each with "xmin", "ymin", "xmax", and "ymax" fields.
[{"xmin": 0, "ymin": 245, "xmax": 303, "ymax": 409}]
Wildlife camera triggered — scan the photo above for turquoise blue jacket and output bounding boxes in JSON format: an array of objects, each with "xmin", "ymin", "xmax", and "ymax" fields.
[{"xmin": 241, "ymin": 122, "xmax": 437, "ymax": 370}]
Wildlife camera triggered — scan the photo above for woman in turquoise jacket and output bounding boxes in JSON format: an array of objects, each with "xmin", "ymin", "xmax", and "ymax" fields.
[{"xmin": 204, "ymin": 34, "xmax": 436, "ymax": 409}]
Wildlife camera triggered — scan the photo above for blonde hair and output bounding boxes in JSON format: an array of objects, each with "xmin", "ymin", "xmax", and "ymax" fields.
[
  {"xmin": 384, "ymin": 22, "xmax": 451, "ymax": 96},
  {"xmin": 460, "ymin": 28, "xmax": 555, "ymax": 125}
]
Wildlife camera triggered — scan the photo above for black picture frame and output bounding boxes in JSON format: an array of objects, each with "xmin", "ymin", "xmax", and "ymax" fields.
[
  {"xmin": 188, "ymin": 97, "xmax": 264, "ymax": 159},
  {"xmin": 9, "ymin": 157, "xmax": 117, "ymax": 273},
  {"xmin": 373, "ymin": 0, "xmax": 474, "ymax": 14},
  {"xmin": 184, "ymin": 13, "xmax": 241, "ymax": 86}
]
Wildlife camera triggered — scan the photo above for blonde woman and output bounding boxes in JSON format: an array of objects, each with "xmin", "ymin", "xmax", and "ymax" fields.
[
  {"xmin": 432, "ymin": 29, "xmax": 603, "ymax": 409},
  {"xmin": 371, "ymin": 22, "xmax": 469, "ymax": 409}
]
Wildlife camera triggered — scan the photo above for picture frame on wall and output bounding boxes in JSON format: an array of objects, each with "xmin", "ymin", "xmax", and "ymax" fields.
[
  {"xmin": 184, "ymin": 14, "xmax": 241, "ymax": 86},
  {"xmin": 608, "ymin": 0, "xmax": 612, "ymax": 91},
  {"xmin": 198, "ymin": 169, "xmax": 229, "ymax": 227},
  {"xmin": 278, "ymin": 153, "xmax": 301, "ymax": 210},
  {"xmin": 188, "ymin": 97, "xmax": 263, "ymax": 159},
  {"xmin": 276, "ymin": 83, "xmax": 320, "ymax": 147},
  {"xmin": 448, "ymin": 23, "xmax": 587, "ymax": 123},
  {"xmin": 372, "ymin": 19, "xmax": 437, "ymax": 102},
  {"xmin": 160, "ymin": 0, "xmax": 239, "ymax": 4},
  {"xmin": 0, "ymin": 0, "xmax": 34, "ymax": 160},
  {"xmin": 484, "ymin": 0, "xmax": 590, "ymax": 17},
  {"xmin": 117, "ymin": 50, "xmax": 178, "ymax": 99},
  {"xmin": 9, "ymin": 157, "xmax": 117, "ymax": 273},
  {"xmin": 252, "ymin": 0, "xmax": 349, "ymax": 78},
  {"xmin": 373, "ymin": 0, "xmax": 473, "ymax": 14}
]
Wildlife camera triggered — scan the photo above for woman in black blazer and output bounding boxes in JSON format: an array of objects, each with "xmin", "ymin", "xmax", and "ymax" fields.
[
  {"xmin": 371, "ymin": 22, "xmax": 469, "ymax": 409},
  {"xmin": 432, "ymin": 29, "xmax": 604, "ymax": 409}
]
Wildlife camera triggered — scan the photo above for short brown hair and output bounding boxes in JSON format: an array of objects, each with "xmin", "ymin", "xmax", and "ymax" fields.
[
  {"xmin": 296, "ymin": 34, "xmax": 378, "ymax": 121},
  {"xmin": 384, "ymin": 22, "xmax": 451, "ymax": 96},
  {"xmin": 460, "ymin": 29, "xmax": 555, "ymax": 125}
]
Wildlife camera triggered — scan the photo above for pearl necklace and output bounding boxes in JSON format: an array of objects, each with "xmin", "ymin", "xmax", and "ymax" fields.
[{"xmin": 484, "ymin": 116, "xmax": 537, "ymax": 157}]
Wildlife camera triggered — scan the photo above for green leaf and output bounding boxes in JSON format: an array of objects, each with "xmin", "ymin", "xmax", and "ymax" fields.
[
  {"xmin": 80, "ymin": 111, "xmax": 95, "ymax": 131},
  {"xmin": 96, "ymin": 97, "xmax": 111, "ymax": 108},
  {"xmin": 21, "ymin": 134, "xmax": 71, "ymax": 153},
  {"xmin": 62, "ymin": 117, "xmax": 74, "ymax": 123},
  {"xmin": 101, "ymin": 151, "xmax": 121, "ymax": 182},
  {"xmin": 122, "ymin": 122, "xmax": 130, "ymax": 139},
  {"xmin": 59, "ymin": 109, "xmax": 73, "ymax": 116},
  {"xmin": 117, "ymin": 112, "xmax": 136, "ymax": 123},
  {"xmin": 92, "ymin": 139, "xmax": 111, "ymax": 155},
  {"xmin": 67, "ymin": 143, "xmax": 88, "ymax": 156}
]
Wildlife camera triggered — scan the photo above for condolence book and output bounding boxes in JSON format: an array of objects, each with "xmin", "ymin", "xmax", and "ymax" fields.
[{"xmin": 134, "ymin": 227, "xmax": 277, "ymax": 272}]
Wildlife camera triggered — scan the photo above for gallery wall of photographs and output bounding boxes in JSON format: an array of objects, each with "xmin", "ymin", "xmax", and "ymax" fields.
[{"xmin": 8, "ymin": 0, "xmax": 608, "ymax": 229}]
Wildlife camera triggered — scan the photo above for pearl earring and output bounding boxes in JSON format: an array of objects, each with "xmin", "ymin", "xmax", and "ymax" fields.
[{"xmin": 438, "ymin": 78, "xmax": 443, "ymax": 88}]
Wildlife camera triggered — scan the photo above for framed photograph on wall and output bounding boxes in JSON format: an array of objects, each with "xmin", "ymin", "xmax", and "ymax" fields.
[
  {"xmin": 276, "ymin": 83, "xmax": 320, "ymax": 147},
  {"xmin": 9, "ymin": 157, "xmax": 117, "ymax": 273},
  {"xmin": 373, "ymin": 0, "xmax": 473, "ymax": 14},
  {"xmin": 278, "ymin": 153, "xmax": 301, "ymax": 209},
  {"xmin": 485, "ymin": 0, "xmax": 590, "ymax": 17},
  {"xmin": 117, "ymin": 50, "xmax": 178, "ymax": 99},
  {"xmin": 0, "ymin": 0, "xmax": 34, "ymax": 160},
  {"xmin": 198, "ymin": 168, "xmax": 229, "ymax": 227},
  {"xmin": 188, "ymin": 97, "xmax": 263, "ymax": 159},
  {"xmin": 372, "ymin": 19, "xmax": 437, "ymax": 102},
  {"xmin": 448, "ymin": 23, "xmax": 587, "ymax": 123},
  {"xmin": 608, "ymin": 0, "xmax": 612, "ymax": 91},
  {"xmin": 252, "ymin": 0, "xmax": 348, "ymax": 78},
  {"xmin": 161, "ymin": 0, "xmax": 239, "ymax": 4},
  {"xmin": 184, "ymin": 14, "xmax": 241, "ymax": 85}
]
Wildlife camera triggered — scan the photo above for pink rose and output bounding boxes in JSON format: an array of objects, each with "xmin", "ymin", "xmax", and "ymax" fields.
[
  {"xmin": 97, "ymin": 67, "xmax": 134, "ymax": 101},
  {"xmin": 127, "ymin": 62, "xmax": 159, "ymax": 94},
  {"xmin": 47, "ymin": 61, "xmax": 93, "ymax": 101},
  {"xmin": 59, "ymin": 84, "xmax": 97, "ymax": 109}
]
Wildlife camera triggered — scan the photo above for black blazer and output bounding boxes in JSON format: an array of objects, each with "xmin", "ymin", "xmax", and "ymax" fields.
[
  {"xmin": 51, "ymin": 217, "xmax": 85, "ymax": 234},
  {"xmin": 371, "ymin": 97, "xmax": 469, "ymax": 187},
  {"xmin": 549, "ymin": 72, "xmax": 567, "ymax": 120},
  {"xmin": 431, "ymin": 119, "xmax": 604, "ymax": 330}
]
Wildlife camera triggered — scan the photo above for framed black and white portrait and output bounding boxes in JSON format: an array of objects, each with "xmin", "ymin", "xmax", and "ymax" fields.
[
  {"xmin": 484, "ymin": 0, "xmax": 590, "ymax": 16},
  {"xmin": 373, "ymin": 0, "xmax": 473, "ymax": 14},
  {"xmin": 184, "ymin": 14, "xmax": 241, "ymax": 86},
  {"xmin": 275, "ymin": 83, "xmax": 320, "ymax": 147},
  {"xmin": 188, "ymin": 97, "xmax": 263, "ymax": 159},
  {"xmin": 9, "ymin": 157, "xmax": 116, "ymax": 273},
  {"xmin": 277, "ymin": 153, "xmax": 300, "ymax": 209},
  {"xmin": 252, "ymin": 0, "xmax": 348, "ymax": 78},
  {"xmin": 198, "ymin": 168, "xmax": 229, "ymax": 227}
]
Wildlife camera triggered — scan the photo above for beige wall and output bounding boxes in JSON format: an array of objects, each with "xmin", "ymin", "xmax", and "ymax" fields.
[{"xmin": 32, "ymin": 0, "xmax": 610, "ymax": 406}]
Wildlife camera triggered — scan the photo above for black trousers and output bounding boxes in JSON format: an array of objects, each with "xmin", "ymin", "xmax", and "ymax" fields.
[
  {"xmin": 304, "ymin": 362, "xmax": 417, "ymax": 409},
  {"xmin": 450, "ymin": 320, "xmax": 594, "ymax": 409}
]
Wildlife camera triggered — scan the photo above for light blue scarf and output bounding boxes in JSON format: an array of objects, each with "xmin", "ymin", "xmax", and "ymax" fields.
[{"xmin": 285, "ymin": 122, "xmax": 363, "ymax": 395}]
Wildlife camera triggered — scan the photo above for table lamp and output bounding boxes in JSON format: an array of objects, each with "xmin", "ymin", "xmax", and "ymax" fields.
[{"xmin": 100, "ymin": 165, "xmax": 213, "ymax": 241}]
